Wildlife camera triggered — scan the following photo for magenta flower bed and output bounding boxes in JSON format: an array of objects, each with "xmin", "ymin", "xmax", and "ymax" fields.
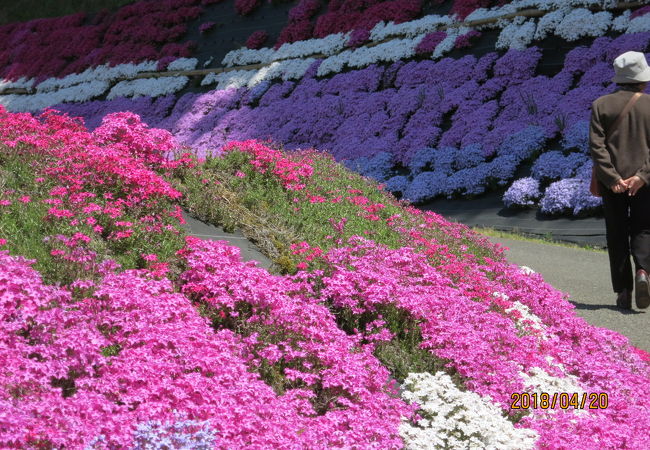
[
  {"xmin": 1, "ymin": 108, "xmax": 649, "ymax": 446},
  {"xmin": 246, "ymin": 29, "xmax": 269, "ymax": 49},
  {"xmin": 0, "ymin": 0, "xmax": 204, "ymax": 80}
]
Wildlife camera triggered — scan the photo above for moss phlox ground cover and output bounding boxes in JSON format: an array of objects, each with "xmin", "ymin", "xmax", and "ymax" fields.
[{"xmin": 2, "ymin": 110, "xmax": 650, "ymax": 448}]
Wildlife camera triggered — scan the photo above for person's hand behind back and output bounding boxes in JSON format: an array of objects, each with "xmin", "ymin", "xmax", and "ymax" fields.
[
  {"xmin": 623, "ymin": 175, "xmax": 646, "ymax": 196},
  {"xmin": 611, "ymin": 178, "xmax": 629, "ymax": 194}
]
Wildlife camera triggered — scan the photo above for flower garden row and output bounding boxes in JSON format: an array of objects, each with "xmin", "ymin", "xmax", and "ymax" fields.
[
  {"xmin": 0, "ymin": 0, "xmax": 553, "ymax": 84},
  {"xmin": 3, "ymin": 107, "xmax": 649, "ymax": 447},
  {"xmin": 52, "ymin": 31, "xmax": 649, "ymax": 215},
  {"xmin": 4, "ymin": 1, "xmax": 649, "ymax": 105},
  {"xmin": 0, "ymin": 0, "xmax": 218, "ymax": 82}
]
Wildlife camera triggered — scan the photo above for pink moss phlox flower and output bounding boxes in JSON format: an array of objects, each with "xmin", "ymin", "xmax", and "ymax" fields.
[
  {"xmin": 176, "ymin": 239, "xmax": 413, "ymax": 446},
  {"xmin": 223, "ymin": 140, "xmax": 314, "ymax": 191}
]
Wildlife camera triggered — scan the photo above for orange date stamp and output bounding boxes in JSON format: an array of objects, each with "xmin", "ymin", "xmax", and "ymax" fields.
[{"xmin": 510, "ymin": 392, "xmax": 608, "ymax": 410}]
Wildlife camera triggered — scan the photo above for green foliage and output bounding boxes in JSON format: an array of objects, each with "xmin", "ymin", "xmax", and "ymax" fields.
[
  {"xmin": 101, "ymin": 343, "xmax": 122, "ymax": 357},
  {"xmin": 0, "ymin": 146, "xmax": 186, "ymax": 286}
]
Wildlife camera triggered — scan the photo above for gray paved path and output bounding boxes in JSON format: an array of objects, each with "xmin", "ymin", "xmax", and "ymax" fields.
[
  {"xmin": 181, "ymin": 211, "xmax": 274, "ymax": 271},
  {"xmin": 488, "ymin": 236, "xmax": 649, "ymax": 352}
]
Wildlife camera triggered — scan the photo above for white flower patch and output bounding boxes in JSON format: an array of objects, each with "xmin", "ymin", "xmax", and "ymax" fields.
[
  {"xmin": 317, "ymin": 49, "xmax": 354, "ymax": 77},
  {"xmin": 464, "ymin": 6, "xmax": 519, "ymax": 28},
  {"xmin": 221, "ymin": 34, "xmax": 348, "ymax": 68},
  {"xmin": 611, "ymin": 10, "xmax": 631, "ymax": 32},
  {"xmin": 35, "ymin": 61, "xmax": 158, "ymax": 93},
  {"xmin": 222, "ymin": 47, "xmax": 275, "ymax": 67},
  {"xmin": 0, "ymin": 76, "xmax": 35, "ymax": 91},
  {"xmin": 555, "ymin": 8, "xmax": 612, "ymax": 41},
  {"xmin": 274, "ymin": 33, "xmax": 349, "ymax": 60},
  {"xmin": 202, "ymin": 70, "xmax": 255, "ymax": 89},
  {"xmin": 215, "ymin": 71, "xmax": 255, "ymax": 90},
  {"xmin": 520, "ymin": 365, "xmax": 587, "ymax": 415},
  {"xmin": 400, "ymin": 372, "xmax": 538, "ymax": 450},
  {"xmin": 520, "ymin": 266, "xmax": 536, "ymax": 275},
  {"xmin": 107, "ymin": 76, "xmax": 188, "ymax": 99},
  {"xmin": 534, "ymin": 8, "xmax": 567, "ymax": 40},
  {"xmin": 278, "ymin": 57, "xmax": 316, "ymax": 80},
  {"xmin": 370, "ymin": 14, "xmax": 454, "ymax": 41},
  {"xmin": 167, "ymin": 58, "xmax": 198, "ymax": 71},
  {"xmin": 203, "ymin": 56, "xmax": 214, "ymax": 68},
  {"xmin": 201, "ymin": 72, "xmax": 218, "ymax": 86},
  {"xmin": 560, "ymin": 0, "xmax": 616, "ymax": 7},
  {"xmin": 627, "ymin": 14, "xmax": 650, "ymax": 33},
  {"xmin": 246, "ymin": 63, "xmax": 282, "ymax": 87},
  {"xmin": 497, "ymin": 19, "xmax": 537, "ymax": 49},
  {"xmin": 505, "ymin": 300, "xmax": 549, "ymax": 339},
  {"xmin": 347, "ymin": 36, "xmax": 420, "ymax": 69},
  {"xmin": 0, "ymin": 80, "xmax": 110, "ymax": 112}
]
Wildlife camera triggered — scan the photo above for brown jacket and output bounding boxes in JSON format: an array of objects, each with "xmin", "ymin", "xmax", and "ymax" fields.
[{"xmin": 589, "ymin": 88, "xmax": 650, "ymax": 187}]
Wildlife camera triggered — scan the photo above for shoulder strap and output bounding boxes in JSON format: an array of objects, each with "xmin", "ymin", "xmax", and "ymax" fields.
[{"xmin": 609, "ymin": 91, "xmax": 643, "ymax": 136}]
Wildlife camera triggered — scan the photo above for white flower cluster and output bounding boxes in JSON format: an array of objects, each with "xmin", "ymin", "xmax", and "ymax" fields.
[
  {"xmin": 370, "ymin": 14, "xmax": 454, "ymax": 40},
  {"xmin": 167, "ymin": 58, "xmax": 198, "ymax": 71},
  {"xmin": 520, "ymin": 364, "xmax": 587, "ymax": 415},
  {"xmin": 464, "ymin": 0, "xmax": 623, "ymax": 37},
  {"xmin": 274, "ymin": 33, "xmax": 349, "ymax": 60},
  {"xmin": 464, "ymin": 5, "xmax": 521, "ymax": 28},
  {"xmin": 0, "ymin": 61, "xmax": 163, "ymax": 111},
  {"xmin": 628, "ymin": 13, "xmax": 650, "ymax": 33},
  {"xmin": 35, "ymin": 61, "xmax": 158, "ymax": 93},
  {"xmin": 432, "ymin": 27, "xmax": 463, "ymax": 60},
  {"xmin": 496, "ymin": 19, "xmax": 537, "ymax": 49},
  {"xmin": 534, "ymin": 8, "xmax": 567, "ymax": 40},
  {"xmin": 0, "ymin": 76, "xmax": 35, "ymax": 91},
  {"xmin": 317, "ymin": 36, "xmax": 422, "ymax": 76},
  {"xmin": 221, "ymin": 33, "xmax": 349, "ymax": 67},
  {"xmin": 505, "ymin": 300, "xmax": 549, "ymax": 338},
  {"xmin": 555, "ymin": 8, "xmax": 613, "ymax": 41},
  {"xmin": 399, "ymin": 372, "xmax": 539, "ymax": 450},
  {"xmin": 520, "ymin": 265, "xmax": 536, "ymax": 275},
  {"xmin": 222, "ymin": 47, "xmax": 275, "ymax": 67},
  {"xmin": 107, "ymin": 76, "xmax": 189, "ymax": 100},
  {"xmin": 0, "ymin": 80, "xmax": 110, "ymax": 112},
  {"xmin": 202, "ymin": 57, "xmax": 316, "ymax": 89}
]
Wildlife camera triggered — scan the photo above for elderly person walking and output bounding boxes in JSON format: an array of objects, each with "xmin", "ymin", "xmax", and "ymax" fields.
[{"xmin": 590, "ymin": 51, "xmax": 650, "ymax": 310}]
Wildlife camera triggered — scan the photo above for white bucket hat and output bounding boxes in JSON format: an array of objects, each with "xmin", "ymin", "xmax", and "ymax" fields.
[{"xmin": 612, "ymin": 51, "xmax": 650, "ymax": 84}]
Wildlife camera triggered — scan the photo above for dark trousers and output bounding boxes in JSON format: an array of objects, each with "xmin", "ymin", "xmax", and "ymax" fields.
[{"xmin": 600, "ymin": 182, "xmax": 650, "ymax": 293}]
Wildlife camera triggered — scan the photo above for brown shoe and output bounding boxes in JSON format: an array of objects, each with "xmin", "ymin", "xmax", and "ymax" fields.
[
  {"xmin": 635, "ymin": 270, "xmax": 650, "ymax": 309},
  {"xmin": 617, "ymin": 289, "xmax": 632, "ymax": 310}
]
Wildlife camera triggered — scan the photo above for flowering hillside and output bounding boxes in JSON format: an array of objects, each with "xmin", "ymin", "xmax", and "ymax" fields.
[{"xmin": 2, "ymin": 107, "xmax": 648, "ymax": 447}]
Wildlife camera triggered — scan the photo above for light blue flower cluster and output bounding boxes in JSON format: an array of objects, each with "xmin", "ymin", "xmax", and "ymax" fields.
[
  {"xmin": 503, "ymin": 177, "xmax": 541, "ymax": 208},
  {"xmin": 539, "ymin": 177, "xmax": 601, "ymax": 215},
  {"xmin": 132, "ymin": 418, "xmax": 217, "ymax": 450},
  {"xmin": 496, "ymin": 126, "xmax": 548, "ymax": 161},
  {"xmin": 506, "ymin": 122, "xmax": 600, "ymax": 215}
]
